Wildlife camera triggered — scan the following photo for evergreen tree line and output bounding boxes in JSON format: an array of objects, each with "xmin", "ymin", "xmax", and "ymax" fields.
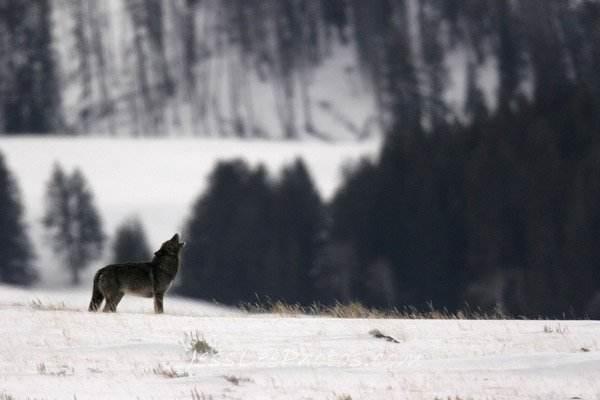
[
  {"xmin": 175, "ymin": 84, "xmax": 600, "ymax": 318},
  {"xmin": 3, "ymin": 126, "xmax": 600, "ymax": 317},
  {"xmin": 329, "ymin": 84, "xmax": 600, "ymax": 318},
  {"xmin": 2, "ymin": 0, "xmax": 599, "ymax": 140}
]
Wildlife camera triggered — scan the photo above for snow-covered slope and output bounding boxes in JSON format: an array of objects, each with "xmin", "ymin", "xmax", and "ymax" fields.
[
  {"xmin": 0, "ymin": 136, "xmax": 379, "ymax": 286},
  {"xmin": 1, "ymin": 285, "xmax": 599, "ymax": 400}
]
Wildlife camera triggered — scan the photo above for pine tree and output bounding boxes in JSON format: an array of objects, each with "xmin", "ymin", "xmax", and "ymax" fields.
[
  {"xmin": 0, "ymin": 152, "xmax": 37, "ymax": 285},
  {"xmin": 0, "ymin": 0, "xmax": 61, "ymax": 133},
  {"xmin": 179, "ymin": 160, "xmax": 256, "ymax": 302},
  {"xmin": 112, "ymin": 217, "xmax": 151, "ymax": 263},
  {"xmin": 124, "ymin": 0, "xmax": 173, "ymax": 135},
  {"xmin": 43, "ymin": 164, "xmax": 105, "ymax": 285},
  {"xmin": 519, "ymin": 0, "xmax": 569, "ymax": 109},
  {"xmin": 495, "ymin": 0, "xmax": 525, "ymax": 112},
  {"xmin": 272, "ymin": 159, "xmax": 324, "ymax": 303},
  {"xmin": 88, "ymin": 1, "xmax": 117, "ymax": 134},
  {"xmin": 65, "ymin": 0, "xmax": 93, "ymax": 132},
  {"xmin": 419, "ymin": 0, "xmax": 449, "ymax": 131}
]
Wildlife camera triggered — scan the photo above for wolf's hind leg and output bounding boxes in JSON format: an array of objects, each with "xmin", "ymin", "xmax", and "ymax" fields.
[
  {"xmin": 103, "ymin": 292, "xmax": 124, "ymax": 312},
  {"xmin": 154, "ymin": 292, "xmax": 164, "ymax": 314}
]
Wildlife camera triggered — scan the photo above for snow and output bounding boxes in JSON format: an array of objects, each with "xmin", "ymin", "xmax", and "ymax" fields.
[
  {"xmin": 0, "ymin": 136, "xmax": 380, "ymax": 286},
  {"xmin": 0, "ymin": 285, "xmax": 599, "ymax": 400}
]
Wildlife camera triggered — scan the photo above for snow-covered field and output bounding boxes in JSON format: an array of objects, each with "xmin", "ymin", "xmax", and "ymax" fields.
[
  {"xmin": 0, "ymin": 285, "xmax": 599, "ymax": 400},
  {"xmin": 0, "ymin": 137, "xmax": 379, "ymax": 286}
]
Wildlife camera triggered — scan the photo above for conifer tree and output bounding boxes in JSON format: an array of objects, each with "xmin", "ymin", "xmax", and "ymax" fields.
[
  {"xmin": 0, "ymin": 153, "xmax": 37, "ymax": 285},
  {"xmin": 43, "ymin": 165, "xmax": 105, "ymax": 285},
  {"xmin": 179, "ymin": 161, "xmax": 246, "ymax": 301},
  {"xmin": 272, "ymin": 159, "xmax": 324, "ymax": 303},
  {"xmin": 112, "ymin": 217, "xmax": 151, "ymax": 263}
]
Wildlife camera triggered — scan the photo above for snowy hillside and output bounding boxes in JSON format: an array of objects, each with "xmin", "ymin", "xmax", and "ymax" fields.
[
  {"xmin": 50, "ymin": 1, "xmax": 382, "ymax": 140},
  {"xmin": 0, "ymin": 136, "xmax": 379, "ymax": 286},
  {"xmin": 0, "ymin": 285, "xmax": 599, "ymax": 400}
]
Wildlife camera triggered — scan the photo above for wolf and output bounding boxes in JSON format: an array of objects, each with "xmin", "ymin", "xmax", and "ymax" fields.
[{"xmin": 88, "ymin": 233, "xmax": 185, "ymax": 313}]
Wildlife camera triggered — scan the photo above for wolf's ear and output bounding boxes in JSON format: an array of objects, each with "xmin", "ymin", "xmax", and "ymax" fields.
[{"xmin": 171, "ymin": 233, "xmax": 179, "ymax": 242}]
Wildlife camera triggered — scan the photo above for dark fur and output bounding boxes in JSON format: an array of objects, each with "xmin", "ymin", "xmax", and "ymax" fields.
[{"xmin": 89, "ymin": 234, "xmax": 184, "ymax": 313}]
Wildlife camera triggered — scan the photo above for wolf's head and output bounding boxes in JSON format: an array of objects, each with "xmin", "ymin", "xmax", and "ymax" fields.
[{"xmin": 154, "ymin": 233, "xmax": 185, "ymax": 258}]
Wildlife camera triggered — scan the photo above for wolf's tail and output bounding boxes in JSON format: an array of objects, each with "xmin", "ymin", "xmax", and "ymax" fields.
[{"xmin": 88, "ymin": 269, "xmax": 104, "ymax": 312}]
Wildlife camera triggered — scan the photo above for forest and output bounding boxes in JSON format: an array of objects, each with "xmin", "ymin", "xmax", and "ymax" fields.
[
  {"xmin": 0, "ymin": 0, "xmax": 593, "ymax": 140},
  {"xmin": 1, "ymin": 0, "xmax": 600, "ymax": 317}
]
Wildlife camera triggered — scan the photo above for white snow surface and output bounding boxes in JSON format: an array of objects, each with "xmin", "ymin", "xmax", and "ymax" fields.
[
  {"xmin": 0, "ymin": 136, "xmax": 379, "ymax": 286},
  {"xmin": 0, "ymin": 285, "xmax": 599, "ymax": 399}
]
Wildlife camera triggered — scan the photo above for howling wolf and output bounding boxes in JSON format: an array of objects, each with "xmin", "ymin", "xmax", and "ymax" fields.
[{"xmin": 88, "ymin": 233, "xmax": 185, "ymax": 313}]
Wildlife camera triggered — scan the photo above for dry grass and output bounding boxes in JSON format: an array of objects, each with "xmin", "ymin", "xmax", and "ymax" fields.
[
  {"xmin": 152, "ymin": 364, "xmax": 189, "ymax": 379},
  {"xmin": 30, "ymin": 298, "xmax": 68, "ymax": 311},
  {"xmin": 190, "ymin": 388, "xmax": 213, "ymax": 400},
  {"xmin": 0, "ymin": 393, "xmax": 16, "ymax": 400},
  {"xmin": 241, "ymin": 299, "xmax": 510, "ymax": 320},
  {"xmin": 185, "ymin": 331, "xmax": 218, "ymax": 361},
  {"xmin": 37, "ymin": 362, "xmax": 74, "ymax": 377},
  {"xmin": 543, "ymin": 324, "xmax": 569, "ymax": 334}
]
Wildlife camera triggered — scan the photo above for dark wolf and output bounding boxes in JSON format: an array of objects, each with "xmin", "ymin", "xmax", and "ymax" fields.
[{"xmin": 88, "ymin": 233, "xmax": 185, "ymax": 313}]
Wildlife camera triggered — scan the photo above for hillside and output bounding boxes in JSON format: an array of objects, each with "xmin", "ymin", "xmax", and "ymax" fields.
[{"xmin": 0, "ymin": 285, "xmax": 599, "ymax": 400}]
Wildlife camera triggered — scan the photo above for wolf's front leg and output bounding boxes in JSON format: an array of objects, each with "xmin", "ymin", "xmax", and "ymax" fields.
[{"xmin": 154, "ymin": 292, "xmax": 164, "ymax": 314}]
